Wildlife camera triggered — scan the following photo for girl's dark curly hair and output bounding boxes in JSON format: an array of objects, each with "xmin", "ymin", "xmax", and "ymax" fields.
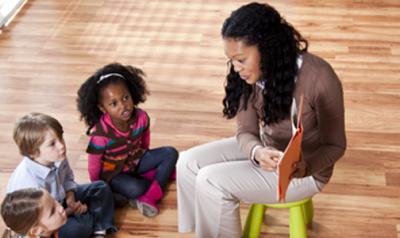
[
  {"xmin": 221, "ymin": 2, "xmax": 308, "ymax": 125},
  {"xmin": 77, "ymin": 63, "xmax": 149, "ymax": 134}
]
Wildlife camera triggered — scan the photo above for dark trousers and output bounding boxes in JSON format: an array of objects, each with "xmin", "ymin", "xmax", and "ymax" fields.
[
  {"xmin": 110, "ymin": 146, "xmax": 178, "ymax": 199},
  {"xmin": 58, "ymin": 181, "xmax": 117, "ymax": 238}
]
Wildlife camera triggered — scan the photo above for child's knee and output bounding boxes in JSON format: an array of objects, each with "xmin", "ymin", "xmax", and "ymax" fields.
[
  {"xmin": 91, "ymin": 180, "xmax": 112, "ymax": 195},
  {"xmin": 165, "ymin": 146, "xmax": 179, "ymax": 160},
  {"xmin": 92, "ymin": 180, "xmax": 108, "ymax": 189}
]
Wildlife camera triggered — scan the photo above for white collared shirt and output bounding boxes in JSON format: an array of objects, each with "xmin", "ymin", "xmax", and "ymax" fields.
[{"xmin": 7, "ymin": 156, "xmax": 78, "ymax": 202}]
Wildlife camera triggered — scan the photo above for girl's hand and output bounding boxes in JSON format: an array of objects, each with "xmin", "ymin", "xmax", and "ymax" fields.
[{"xmin": 254, "ymin": 147, "xmax": 283, "ymax": 171}]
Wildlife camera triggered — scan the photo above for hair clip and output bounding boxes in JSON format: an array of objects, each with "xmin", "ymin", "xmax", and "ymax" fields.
[{"xmin": 97, "ymin": 73, "xmax": 125, "ymax": 84}]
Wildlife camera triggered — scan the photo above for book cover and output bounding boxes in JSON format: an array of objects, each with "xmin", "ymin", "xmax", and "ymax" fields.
[{"xmin": 277, "ymin": 95, "xmax": 304, "ymax": 202}]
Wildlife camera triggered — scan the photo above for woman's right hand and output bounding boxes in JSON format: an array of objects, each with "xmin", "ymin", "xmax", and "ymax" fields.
[{"xmin": 254, "ymin": 147, "xmax": 283, "ymax": 171}]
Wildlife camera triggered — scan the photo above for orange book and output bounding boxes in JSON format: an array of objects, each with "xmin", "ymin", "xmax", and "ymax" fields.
[{"xmin": 277, "ymin": 95, "xmax": 304, "ymax": 202}]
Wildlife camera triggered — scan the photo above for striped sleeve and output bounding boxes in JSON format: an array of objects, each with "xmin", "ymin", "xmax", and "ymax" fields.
[
  {"xmin": 141, "ymin": 127, "xmax": 150, "ymax": 149},
  {"xmin": 86, "ymin": 135, "xmax": 108, "ymax": 181},
  {"xmin": 140, "ymin": 110, "xmax": 150, "ymax": 149},
  {"xmin": 86, "ymin": 135, "xmax": 108, "ymax": 154},
  {"xmin": 131, "ymin": 109, "xmax": 151, "ymax": 149}
]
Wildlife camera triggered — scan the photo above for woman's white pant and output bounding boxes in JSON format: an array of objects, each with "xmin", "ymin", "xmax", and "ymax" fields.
[{"xmin": 176, "ymin": 137, "xmax": 323, "ymax": 238}]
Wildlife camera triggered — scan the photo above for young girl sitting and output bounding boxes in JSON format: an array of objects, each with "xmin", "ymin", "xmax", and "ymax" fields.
[
  {"xmin": 77, "ymin": 62, "xmax": 178, "ymax": 217},
  {"xmin": 1, "ymin": 188, "xmax": 67, "ymax": 238}
]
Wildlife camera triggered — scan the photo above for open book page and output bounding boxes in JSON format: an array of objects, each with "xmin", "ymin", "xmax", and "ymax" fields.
[{"xmin": 277, "ymin": 95, "xmax": 304, "ymax": 202}]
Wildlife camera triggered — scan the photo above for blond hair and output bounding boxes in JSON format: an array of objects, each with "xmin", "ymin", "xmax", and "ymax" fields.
[{"xmin": 13, "ymin": 112, "xmax": 63, "ymax": 158}]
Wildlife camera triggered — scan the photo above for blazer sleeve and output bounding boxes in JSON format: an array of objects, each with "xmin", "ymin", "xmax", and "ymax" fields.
[{"xmin": 236, "ymin": 92, "xmax": 264, "ymax": 159}]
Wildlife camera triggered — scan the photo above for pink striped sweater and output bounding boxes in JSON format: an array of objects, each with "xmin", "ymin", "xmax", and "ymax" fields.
[{"xmin": 86, "ymin": 108, "xmax": 150, "ymax": 182}]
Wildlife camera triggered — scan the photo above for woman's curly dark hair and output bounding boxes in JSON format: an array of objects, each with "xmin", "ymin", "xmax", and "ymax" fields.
[
  {"xmin": 77, "ymin": 63, "xmax": 149, "ymax": 134},
  {"xmin": 221, "ymin": 2, "xmax": 308, "ymax": 125}
]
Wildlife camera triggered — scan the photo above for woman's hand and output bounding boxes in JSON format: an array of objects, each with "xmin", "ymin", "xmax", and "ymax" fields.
[
  {"xmin": 290, "ymin": 156, "xmax": 307, "ymax": 178},
  {"xmin": 254, "ymin": 147, "xmax": 283, "ymax": 171}
]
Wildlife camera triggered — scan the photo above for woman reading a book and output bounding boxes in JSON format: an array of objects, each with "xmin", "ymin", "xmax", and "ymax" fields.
[{"xmin": 176, "ymin": 2, "xmax": 346, "ymax": 237}]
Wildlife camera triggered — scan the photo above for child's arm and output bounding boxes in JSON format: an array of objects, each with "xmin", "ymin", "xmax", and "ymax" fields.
[
  {"xmin": 88, "ymin": 153, "xmax": 103, "ymax": 181},
  {"xmin": 62, "ymin": 160, "xmax": 78, "ymax": 193},
  {"xmin": 141, "ymin": 128, "xmax": 150, "ymax": 149},
  {"xmin": 61, "ymin": 160, "xmax": 87, "ymax": 215},
  {"xmin": 65, "ymin": 190, "xmax": 87, "ymax": 215},
  {"xmin": 140, "ymin": 110, "xmax": 151, "ymax": 149},
  {"xmin": 86, "ymin": 135, "xmax": 108, "ymax": 181},
  {"xmin": 65, "ymin": 190, "xmax": 75, "ymax": 208}
]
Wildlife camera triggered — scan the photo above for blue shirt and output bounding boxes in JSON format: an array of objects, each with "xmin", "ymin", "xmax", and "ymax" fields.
[{"xmin": 7, "ymin": 156, "xmax": 78, "ymax": 202}]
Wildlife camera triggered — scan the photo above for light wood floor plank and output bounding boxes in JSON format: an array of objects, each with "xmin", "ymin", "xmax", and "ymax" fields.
[{"xmin": 0, "ymin": 0, "xmax": 399, "ymax": 237}]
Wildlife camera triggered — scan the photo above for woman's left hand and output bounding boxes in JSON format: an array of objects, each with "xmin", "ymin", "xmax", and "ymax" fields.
[{"xmin": 290, "ymin": 157, "xmax": 307, "ymax": 178}]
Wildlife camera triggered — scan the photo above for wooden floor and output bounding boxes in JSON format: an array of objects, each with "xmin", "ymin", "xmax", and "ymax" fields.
[{"xmin": 0, "ymin": 0, "xmax": 399, "ymax": 237}]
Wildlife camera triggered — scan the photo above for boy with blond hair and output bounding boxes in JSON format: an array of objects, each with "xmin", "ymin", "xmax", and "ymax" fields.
[{"xmin": 7, "ymin": 112, "xmax": 116, "ymax": 238}]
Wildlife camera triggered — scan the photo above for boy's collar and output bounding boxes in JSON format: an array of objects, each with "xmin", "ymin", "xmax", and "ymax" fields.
[{"xmin": 23, "ymin": 156, "xmax": 62, "ymax": 177}]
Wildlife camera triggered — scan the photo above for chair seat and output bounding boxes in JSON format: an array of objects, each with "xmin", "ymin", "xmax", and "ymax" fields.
[{"xmin": 243, "ymin": 198, "xmax": 313, "ymax": 238}]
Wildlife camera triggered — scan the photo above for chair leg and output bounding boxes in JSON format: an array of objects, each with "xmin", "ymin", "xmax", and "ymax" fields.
[
  {"xmin": 302, "ymin": 199, "xmax": 314, "ymax": 227},
  {"xmin": 289, "ymin": 206, "xmax": 307, "ymax": 238},
  {"xmin": 243, "ymin": 204, "xmax": 266, "ymax": 238}
]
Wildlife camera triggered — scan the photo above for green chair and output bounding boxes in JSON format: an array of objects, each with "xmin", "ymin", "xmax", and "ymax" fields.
[{"xmin": 243, "ymin": 197, "xmax": 313, "ymax": 238}]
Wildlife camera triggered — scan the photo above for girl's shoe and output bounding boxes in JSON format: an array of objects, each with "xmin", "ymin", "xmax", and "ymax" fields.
[
  {"xmin": 136, "ymin": 180, "xmax": 163, "ymax": 217},
  {"xmin": 136, "ymin": 199, "xmax": 159, "ymax": 217}
]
